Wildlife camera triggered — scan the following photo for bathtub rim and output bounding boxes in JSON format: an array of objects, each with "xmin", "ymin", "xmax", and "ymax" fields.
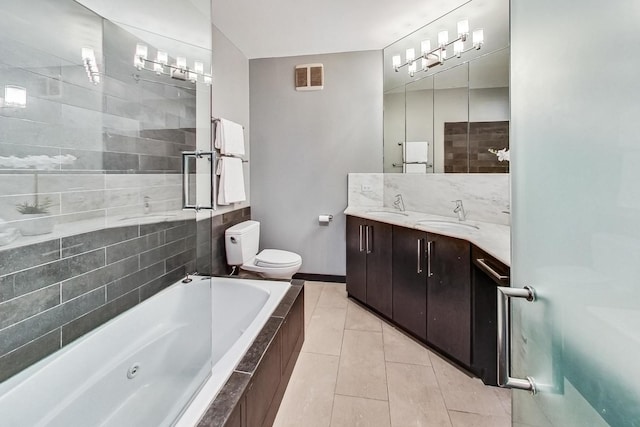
[{"xmin": 174, "ymin": 275, "xmax": 292, "ymax": 427}]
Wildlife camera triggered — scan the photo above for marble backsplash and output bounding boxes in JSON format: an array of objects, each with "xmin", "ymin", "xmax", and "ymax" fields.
[{"xmin": 348, "ymin": 173, "xmax": 510, "ymax": 226}]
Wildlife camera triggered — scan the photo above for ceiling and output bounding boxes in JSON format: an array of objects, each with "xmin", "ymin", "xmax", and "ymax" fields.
[
  {"xmin": 212, "ymin": 0, "xmax": 470, "ymax": 59},
  {"xmin": 76, "ymin": 0, "xmax": 486, "ymax": 61}
]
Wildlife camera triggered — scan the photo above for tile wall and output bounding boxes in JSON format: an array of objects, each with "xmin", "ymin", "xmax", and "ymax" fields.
[{"xmin": 444, "ymin": 121, "xmax": 510, "ymax": 173}]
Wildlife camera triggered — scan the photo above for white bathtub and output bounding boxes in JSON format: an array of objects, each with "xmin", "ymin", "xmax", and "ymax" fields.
[{"xmin": 0, "ymin": 276, "xmax": 291, "ymax": 427}]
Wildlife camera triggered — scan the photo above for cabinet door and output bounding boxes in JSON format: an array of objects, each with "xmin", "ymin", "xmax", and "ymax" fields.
[
  {"xmin": 426, "ymin": 234, "xmax": 471, "ymax": 366},
  {"xmin": 471, "ymin": 246, "xmax": 509, "ymax": 386},
  {"xmin": 392, "ymin": 226, "xmax": 428, "ymax": 340},
  {"xmin": 346, "ymin": 216, "xmax": 367, "ymax": 303},
  {"xmin": 365, "ymin": 220, "xmax": 393, "ymax": 318}
]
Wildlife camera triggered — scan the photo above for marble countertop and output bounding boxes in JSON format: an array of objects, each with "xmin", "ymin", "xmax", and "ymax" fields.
[{"xmin": 344, "ymin": 207, "xmax": 511, "ymax": 266}]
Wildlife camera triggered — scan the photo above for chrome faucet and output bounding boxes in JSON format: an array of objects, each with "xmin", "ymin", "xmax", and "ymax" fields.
[
  {"xmin": 393, "ymin": 194, "xmax": 405, "ymax": 212},
  {"xmin": 143, "ymin": 196, "xmax": 151, "ymax": 214},
  {"xmin": 452, "ymin": 200, "xmax": 467, "ymax": 221}
]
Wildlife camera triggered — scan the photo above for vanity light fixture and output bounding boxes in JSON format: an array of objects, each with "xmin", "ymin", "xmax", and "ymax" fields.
[
  {"xmin": 392, "ymin": 19, "xmax": 483, "ymax": 76},
  {"xmin": 81, "ymin": 48, "xmax": 100, "ymax": 85},
  {"xmin": 133, "ymin": 44, "xmax": 212, "ymax": 85}
]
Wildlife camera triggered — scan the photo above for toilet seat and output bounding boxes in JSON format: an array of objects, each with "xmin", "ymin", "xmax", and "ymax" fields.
[
  {"xmin": 241, "ymin": 249, "xmax": 302, "ymax": 279},
  {"xmin": 254, "ymin": 249, "xmax": 302, "ymax": 268}
]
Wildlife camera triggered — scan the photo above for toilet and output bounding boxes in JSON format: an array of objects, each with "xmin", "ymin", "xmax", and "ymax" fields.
[{"xmin": 225, "ymin": 220, "xmax": 302, "ymax": 279}]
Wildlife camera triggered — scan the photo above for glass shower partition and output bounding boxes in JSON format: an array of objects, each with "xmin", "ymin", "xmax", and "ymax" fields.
[{"xmin": 0, "ymin": 0, "xmax": 214, "ymax": 423}]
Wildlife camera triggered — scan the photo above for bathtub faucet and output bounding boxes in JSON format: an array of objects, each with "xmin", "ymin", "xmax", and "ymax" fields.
[{"xmin": 182, "ymin": 272, "xmax": 198, "ymax": 283}]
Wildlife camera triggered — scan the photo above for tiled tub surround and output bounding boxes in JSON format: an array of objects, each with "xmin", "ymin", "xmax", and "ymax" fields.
[
  {"xmin": 0, "ymin": 207, "xmax": 251, "ymax": 382},
  {"xmin": 344, "ymin": 206, "xmax": 510, "ymax": 266},
  {"xmin": 196, "ymin": 280, "xmax": 304, "ymax": 427},
  {"xmin": 348, "ymin": 173, "xmax": 510, "ymax": 226}
]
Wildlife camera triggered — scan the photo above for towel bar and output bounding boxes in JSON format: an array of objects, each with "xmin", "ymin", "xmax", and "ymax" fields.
[
  {"xmin": 212, "ymin": 118, "xmax": 245, "ymax": 129},
  {"xmin": 392, "ymin": 162, "xmax": 433, "ymax": 168}
]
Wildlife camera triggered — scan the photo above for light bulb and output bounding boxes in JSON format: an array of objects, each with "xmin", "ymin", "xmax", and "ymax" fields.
[
  {"xmin": 421, "ymin": 57, "xmax": 428, "ymax": 71},
  {"xmin": 176, "ymin": 56, "xmax": 187, "ymax": 70},
  {"xmin": 421, "ymin": 40, "xmax": 431, "ymax": 55},
  {"xmin": 454, "ymin": 40, "xmax": 464, "ymax": 57},
  {"xmin": 392, "ymin": 55, "xmax": 401, "ymax": 71},
  {"xmin": 81, "ymin": 47, "xmax": 95, "ymax": 61},
  {"xmin": 194, "ymin": 61, "xmax": 204, "ymax": 75},
  {"xmin": 4, "ymin": 85, "xmax": 27, "ymax": 108},
  {"xmin": 438, "ymin": 30, "xmax": 449, "ymax": 47},
  {"xmin": 406, "ymin": 48, "xmax": 415, "ymax": 63},
  {"xmin": 157, "ymin": 51, "xmax": 168, "ymax": 64},
  {"xmin": 473, "ymin": 29, "xmax": 484, "ymax": 49},
  {"xmin": 153, "ymin": 51, "xmax": 166, "ymax": 74},
  {"xmin": 135, "ymin": 43, "xmax": 147, "ymax": 69},
  {"xmin": 408, "ymin": 61, "xmax": 417, "ymax": 77},
  {"xmin": 457, "ymin": 20, "xmax": 469, "ymax": 39}
]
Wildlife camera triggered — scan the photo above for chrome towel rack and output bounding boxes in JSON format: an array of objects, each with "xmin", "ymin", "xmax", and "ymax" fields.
[{"xmin": 211, "ymin": 118, "xmax": 248, "ymax": 163}]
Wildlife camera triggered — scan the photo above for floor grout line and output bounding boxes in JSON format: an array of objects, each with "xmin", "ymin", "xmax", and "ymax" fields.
[{"xmin": 277, "ymin": 281, "xmax": 511, "ymax": 427}]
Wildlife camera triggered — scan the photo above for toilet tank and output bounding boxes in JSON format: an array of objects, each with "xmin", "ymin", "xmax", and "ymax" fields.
[{"xmin": 225, "ymin": 220, "xmax": 260, "ymax": 265}]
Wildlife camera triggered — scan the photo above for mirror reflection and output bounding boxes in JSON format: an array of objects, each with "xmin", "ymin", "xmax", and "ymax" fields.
[{"xmin": 383, "ymin": 0, "xmax": 509, "ymax": 173}]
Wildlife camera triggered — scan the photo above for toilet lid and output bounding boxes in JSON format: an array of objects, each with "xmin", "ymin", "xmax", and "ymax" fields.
[{"xmin": 254, "ymin": 249, "xmax": 302, "ymax": 268}]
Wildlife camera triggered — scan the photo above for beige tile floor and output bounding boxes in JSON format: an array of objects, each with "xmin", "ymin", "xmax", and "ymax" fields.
[{"xmin": 273, "ymin": 281, "xmax": 512, "ymax": 427}]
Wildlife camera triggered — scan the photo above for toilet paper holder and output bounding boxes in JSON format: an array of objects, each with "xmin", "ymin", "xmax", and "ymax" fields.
[{"xmin": 318, "ymin": 214, "xmax": 334, "ymax": 225}]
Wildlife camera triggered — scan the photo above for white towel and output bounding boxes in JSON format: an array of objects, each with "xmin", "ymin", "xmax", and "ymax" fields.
[
  {"xmin": 216, "ymin": 157, "xmax": 246, "ymax": 205},
  {"xmin": 403, "ymin": 163, "xmax": 428, "ymax": 173},
  {"xmin": 214, "ymin": 118, "xmax": 245, "ymax": 156},
  {"xmin": 404, "ymin": 141, "xmax": 429, "ymax": 163}
]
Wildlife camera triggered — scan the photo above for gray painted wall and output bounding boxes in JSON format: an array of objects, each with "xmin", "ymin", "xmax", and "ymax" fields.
[{"xmin": 249, "ymin": 50, "xmax": 383, "ymax": 276}]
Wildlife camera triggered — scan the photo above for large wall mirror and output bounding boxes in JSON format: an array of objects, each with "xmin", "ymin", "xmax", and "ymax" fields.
[{"xmin": 383, "ymin": 0, "xmax": 509, "ymax": 173}]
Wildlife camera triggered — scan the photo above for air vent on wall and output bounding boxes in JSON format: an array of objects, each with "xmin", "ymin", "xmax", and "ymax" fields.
[{"xmin": 295, "ymin": 63, "xmax": 324, "ymax": 91}]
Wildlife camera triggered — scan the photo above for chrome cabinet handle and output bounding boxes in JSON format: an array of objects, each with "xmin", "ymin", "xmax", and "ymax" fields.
[
  {"xmin": 426, "ymin": 240, "xmax": 433, "ymax": 277},
  {"xmin": 359, "ymin": 225, "xmax": 364, "ymax": 252},
  {"xmin": 475, "ymin": 258, "xmax": 509, "ymax": 282},
  {"xmin": 497, "ymin": 286, "xmax": 537, "ymax": 393},
  {"xmin": 417, "ymin": 238, "xmax": 424, "ymax": 273},
  {"xmin": 366, "ymin": 225, "xmax": 372, "ymax": 254}
]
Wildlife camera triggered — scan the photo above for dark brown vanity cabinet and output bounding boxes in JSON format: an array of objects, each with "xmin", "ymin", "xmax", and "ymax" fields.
[
  {"xmin": 392, "ymin": 227, "xmax": 471, "ymax": 365},
  {"xmin": 346, "ymin": 216, "xmax": 393, "ymax": 318},
  {"xmin": 426, "ymin": 234, "xmax": 471, "ymax": 366},
  {"xmin": 392, "ymin": 226, "xmax": 428, "ymax": 341}
]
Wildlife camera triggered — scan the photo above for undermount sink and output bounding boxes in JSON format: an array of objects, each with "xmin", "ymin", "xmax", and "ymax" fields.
[
  {"xmin": 415, "ymin": 219, "xmax": 479, "ymax": 231},
  {"xmin": 366, "ymin": 210, "xmax": 409, "ymax": 218}
]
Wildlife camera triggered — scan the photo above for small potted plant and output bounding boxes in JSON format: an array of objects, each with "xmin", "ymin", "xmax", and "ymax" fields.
[
  {"xmin": 15, "ymin": 197, "xmax": 55, "ymax": 236},
  {"xmin": 0, "ymin": 153, "xmax": 76, "ymax": 237}
]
